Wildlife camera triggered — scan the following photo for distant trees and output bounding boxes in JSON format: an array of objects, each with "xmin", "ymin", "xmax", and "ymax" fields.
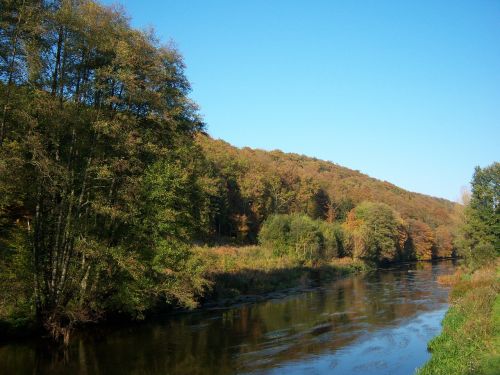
[
  {"xmin": 201, "ymin": 130, "xmax": 461, "ymax": 266},
  {"xmin": 259, "ymin": 200, "xmax": 457, "ymax": 265},
  {"xmin": 407, "ymin": 219, "xmax": 435, "ymax": 260},
  {"xmin": 435, "ymin": 226, "xmax": 454, "ymax": 258},
  {"xmin": 196, "ymin": 136, "xmax": 457, "ymax": 243}
]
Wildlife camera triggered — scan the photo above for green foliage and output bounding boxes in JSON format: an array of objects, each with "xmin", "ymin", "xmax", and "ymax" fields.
[
  {"xmin": 319, "ymin": 221, "xmax": 343, "ymax": 258},
  {"xmin": 468, "ymin": 242, "xmax": 497, "ymax": 271},
  {"xmin": 259, "ymin": 214, "xmax": 344, "ymax": 262},
  {"xmin": 258, "ymin": 214, "xmax": 291, "ymax": 257},
  {"xmin": 469, "ymin": 163, "xmax": 500, "ymax": 249},
  {"xmin": 343, "ymin": 202, "xmax": 403, "ymax": 263},
  {"xmin": 457, "ymin": 162, "xmax": 499, "ymax": 265},
  {"xmin": 420, "ymin": 162, "xmax": 499, "ymax": 374},
  {"xmin": 0, "ymin": 0, "xmax": 208, "ymax": 339},
  {"xmin": 289, "ymin": 215, "xmax": 323, "ymax": 261}
]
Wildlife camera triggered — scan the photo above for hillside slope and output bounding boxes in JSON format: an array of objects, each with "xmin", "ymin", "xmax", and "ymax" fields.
[{"xmin": 197, "ymin": 135, "xmax": 457, "ymax": 242}]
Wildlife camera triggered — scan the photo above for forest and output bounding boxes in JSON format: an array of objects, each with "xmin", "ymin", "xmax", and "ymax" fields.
[
  {"xmin": 0, "ymin": 0, "xmax": 497, "ymax": 346},
  {"xmin": 197, "ymin": 135, "xmax": 458, "ymax": 263}
]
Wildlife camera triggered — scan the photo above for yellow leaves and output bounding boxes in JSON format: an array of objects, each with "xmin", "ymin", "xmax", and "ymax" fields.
[{"xmin": 435, "ymin": 225, "xmax": 454, "ymax": 258}]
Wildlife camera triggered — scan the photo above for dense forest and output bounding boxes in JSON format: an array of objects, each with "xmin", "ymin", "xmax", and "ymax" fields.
[
  {"xmin": 197, "ymin": 136, "xmax": 458, "ymax": 262},
  {"xmin": 0, "ymin": 0, "xmax": 495, "ymax": 344},
  {"xmin": 198, "ymin": 135, "xmax": 457, "ymax": 236}
]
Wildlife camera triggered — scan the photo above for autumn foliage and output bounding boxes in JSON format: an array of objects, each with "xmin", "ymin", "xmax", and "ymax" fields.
[{"xmin": 198, "ymin": 136, "xmax": 458, "ymax": 263}]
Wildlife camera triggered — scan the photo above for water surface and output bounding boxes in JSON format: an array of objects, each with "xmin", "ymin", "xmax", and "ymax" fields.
[{"xmin": 0, "ymin": 261, "xmax": 456, "ymax": 374}]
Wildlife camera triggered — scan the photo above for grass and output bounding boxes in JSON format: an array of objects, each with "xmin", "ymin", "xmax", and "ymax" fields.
[
  {"xmin": 193, "ymin": 245, "xmax": 367, "ymax": 302},
  {"xmin": 417, "ymin": 258, "xmax": 500, "ymax": 375}
]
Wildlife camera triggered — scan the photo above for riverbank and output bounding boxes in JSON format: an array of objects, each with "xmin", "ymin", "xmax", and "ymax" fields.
[
  {"xmin": 0, "ymin": 246, "xmax": 368, "ymax": 342},
  {"xmin": 418, "ymin": 258, "xmax": 500, "ymax": 374},
  {"xmin": 195, "ymin": 245, "xmax": 368, "ymax": 307}
]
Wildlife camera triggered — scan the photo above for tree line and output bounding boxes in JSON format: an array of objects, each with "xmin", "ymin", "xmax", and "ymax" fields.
[
  {"xmin": 197, "ymin": 136, "xmax": 458, "ymax": 260},
  {"xmin": 258, "ymin": 201, "xmax": 454, "ymax": 265}
]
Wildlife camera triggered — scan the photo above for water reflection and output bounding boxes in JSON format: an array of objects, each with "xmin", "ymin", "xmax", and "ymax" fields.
[{"xmin": 0, "ymin": 261, "xmax": 455, "ymax": 375}]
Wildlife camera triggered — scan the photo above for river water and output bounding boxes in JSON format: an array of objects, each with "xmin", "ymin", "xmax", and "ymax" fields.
[{"xmin": 0, "ymin": 261, "xmax": 456, "ymax": 375}]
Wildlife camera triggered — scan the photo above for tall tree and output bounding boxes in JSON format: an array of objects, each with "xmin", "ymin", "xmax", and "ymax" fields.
[
  {"xmin": 457, "ymin": 162, "xmax": 499, "ymax": 260},
  {"xmin": 0, "ymin": 0, "xmax": 207, "ymax": 341}
]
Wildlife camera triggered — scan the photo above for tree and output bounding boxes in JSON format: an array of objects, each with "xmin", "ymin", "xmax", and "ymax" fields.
[
  {"xmin": 457, "ymin": 162, "xmax": 499, "ymax": 263},
  {"xmin": 319, "ymin": 221, "xmax": 343, "ymax": 258},
  {"xmin": 343, "ymin": 202, "xmax": 403, "ymax": 264},
  {"xmin": 407, "ymin": 219, "xmax": 435, "ymax": 260},
  {"xmin": 259, "ymin": 214, "xmax": 292, "ymax": 257},
  {"xmin": 197, "ymin": 135, "xmax": 457, "ymax": 243},
  {"xmin": 0, "ymin": 0, "xmax": 207, "ymax": 341},
  {"xmin": 288, "ymin": 215, "xmax": 322, "ymax": 262},
  {"xmin": 467, "ymin": 163, "xmax": 499, "ymax": 251},
  {"xmin": 435, "ymin": 226, "xmax": 454, "ymax": 258},
  {"xmin": 259, "ymin": 214, "xmax": 343, "ymax": 262}
]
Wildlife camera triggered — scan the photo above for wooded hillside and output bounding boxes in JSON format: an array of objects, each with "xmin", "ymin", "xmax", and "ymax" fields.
[{"xmin": 197, "ymin": 135, "xmax": 457, "ymax": 243}]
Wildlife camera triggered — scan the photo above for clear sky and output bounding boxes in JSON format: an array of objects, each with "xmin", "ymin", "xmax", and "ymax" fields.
[{"xmin": 103, "ymin": 0, "xmax": 499, "ymax": 201}]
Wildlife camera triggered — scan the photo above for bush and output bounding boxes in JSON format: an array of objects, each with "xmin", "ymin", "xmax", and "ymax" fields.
[
  {"xmin": 468, "ymin": 242, "xmax": 497, "ymax": 270},
  {"xmin": 258, "ymin": 215, "xmax": 291, "ymax": 257},
  {"xmin": 319, "ymin": 221, "xmax": 343, "ymax": 258},
  {"xmin": 259, "ymin": 214, "xmax": 344, "ymax": 262},
  {"xmin": 289, "ymin": 215, "xmax": 323, "ymax": 261}
]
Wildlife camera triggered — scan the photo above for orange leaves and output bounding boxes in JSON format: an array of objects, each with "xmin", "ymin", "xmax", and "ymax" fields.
[
  {"xmin": 407, "ymin": 219, "xmax": 435, "ymax": 260},
  {"xmin": 435, "ymin": 226, "xmax": 454, "ymax": 258}
]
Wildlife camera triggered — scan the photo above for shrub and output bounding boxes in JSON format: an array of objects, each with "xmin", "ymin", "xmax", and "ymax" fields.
[
  {"xmin": 468, "ymin": 242, "xmax": 497, "ymax": 270},
  {"xmin": 319, "ymin": 222, "xmax": 343, "ymax": 259},
  {"xmin": 289, "ymin": 215, "xmax": 323, "ymax": 261},
  {"xmin": 258, "ymin": 214, "xmax": 291, "ymax": 257},
  {"xmin": 259, "ymin": 214, "xmax": 345, "ymax": 262}
]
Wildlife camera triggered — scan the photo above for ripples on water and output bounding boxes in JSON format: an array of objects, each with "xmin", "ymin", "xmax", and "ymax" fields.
[{"xmin": 0, "ymin": 261, "xmax": 457, "ymax": 375}]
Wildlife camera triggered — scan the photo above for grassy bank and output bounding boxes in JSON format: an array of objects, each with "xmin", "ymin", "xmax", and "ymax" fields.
[
  {"xmin": 418, "ymin": 259, "xmax": 500, "ymax": 375},
  {"xmin": 194, "ymin": 245, "xmax": 367, "ymax": 305}
]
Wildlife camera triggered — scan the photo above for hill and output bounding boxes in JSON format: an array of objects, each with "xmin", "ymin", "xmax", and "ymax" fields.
[{"xmin": 197, "ymin": 135, "xmax": 458, "ymax": 243}]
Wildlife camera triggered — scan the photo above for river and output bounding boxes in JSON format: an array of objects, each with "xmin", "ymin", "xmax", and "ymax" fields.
[{"xmin": 0, "ymin": 260, "xmax": 456, "ymax": 375}]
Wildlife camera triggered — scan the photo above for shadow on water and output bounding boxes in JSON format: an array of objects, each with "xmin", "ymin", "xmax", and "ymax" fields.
[{"xmin": 0, "ymin": 260, "xmax": 457, "ymax": 375}]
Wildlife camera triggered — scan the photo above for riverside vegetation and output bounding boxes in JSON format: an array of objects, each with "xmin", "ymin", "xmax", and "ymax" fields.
[
  {"xmin": 418, "ymin": 162, "xmax": 499, "ymax": 374},
  {"xmin": 0, "ymin": 0, "xmax": 496, "ymax": 349}
]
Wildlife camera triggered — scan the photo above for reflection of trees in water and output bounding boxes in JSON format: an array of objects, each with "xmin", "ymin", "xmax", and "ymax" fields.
[{"xmin": 0, "ymin": 262, "xmax": 455, "ymax": 375}]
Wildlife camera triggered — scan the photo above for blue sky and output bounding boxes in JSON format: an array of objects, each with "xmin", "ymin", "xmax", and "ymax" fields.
[{"xmin": 104, "ymin": 0, "xmax": 499, "ymax": 201}]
